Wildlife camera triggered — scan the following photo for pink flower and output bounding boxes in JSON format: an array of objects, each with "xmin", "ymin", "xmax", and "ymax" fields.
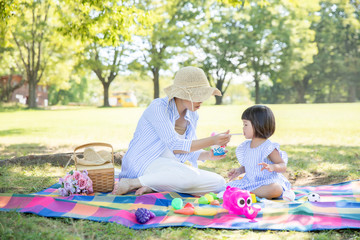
[
  {"xmin": 73, "ymin": 171, "xmax": 81, "ymax": 180},
  {"xmin": 64, "ymin": 174, "xmax": 72, "ymax": 182},
  {"xmin": 78, "ymin": 177, "xmax": 88, "ymax": 190},
  {"xmin": 58, "ymin": 170, "xmax": 93, "ymax": 196}
]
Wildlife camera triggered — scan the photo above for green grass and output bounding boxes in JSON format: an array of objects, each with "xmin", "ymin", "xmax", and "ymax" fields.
[{"xmin": 0, "ymin": 103, "xmax": 360, "ymax": 239}]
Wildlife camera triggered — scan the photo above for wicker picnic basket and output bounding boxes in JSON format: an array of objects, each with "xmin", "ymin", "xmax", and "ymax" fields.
[{"xmin": 72, "ymin": 142, "xmax": 114, "ymax": 193}]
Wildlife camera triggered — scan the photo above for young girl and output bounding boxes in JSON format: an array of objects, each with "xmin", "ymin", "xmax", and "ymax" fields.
[{"xmin": 226, "ymin": 105, "xmax": 293, "ymax": 200}]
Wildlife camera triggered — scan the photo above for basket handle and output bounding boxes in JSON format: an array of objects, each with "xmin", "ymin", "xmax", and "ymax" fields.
[{"xmin": 65, "ymin": 142, "xmax": 114, "ymax": 170}]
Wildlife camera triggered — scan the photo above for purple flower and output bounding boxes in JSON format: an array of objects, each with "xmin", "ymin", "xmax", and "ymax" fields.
[
  {"xmin": 64, "ymin": 180, "xmax": 72, "ymax": 192},
  {"xmin": 82, "ymin": 170, "xmax": 88, "ymax": 176},
  {"xmin": 59, "ymin": 188, "xmax": 68, "ymax": 196},
  {"xmin": 70, "ymin": 185, "xmax": 76, "ymax": 194},
  {"xmin": 59, "ymin": 178, "xmax": 64, "ymax": 185}
]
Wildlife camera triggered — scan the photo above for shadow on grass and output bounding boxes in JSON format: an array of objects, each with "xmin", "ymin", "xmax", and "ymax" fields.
[
  {"xmin": 0, "ymin": 127, "xmax": 46, "ymax": 137},
  {"xmin": 0, "ymin": 128, "xmax": 27, "ymax": 136},
  {"xmin": 0, "ymin": 143, "xmax": 49, "ymax": 160},
  {"xmin": 282, "ymin": 144, "xmax": 360, "ymax": 185},
  {"xmin": 0, "ymin": 164, "xmax": 59, "ymax": 194}
]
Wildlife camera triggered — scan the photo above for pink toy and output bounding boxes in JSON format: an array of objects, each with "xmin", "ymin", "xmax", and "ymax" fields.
[{"xmin": 222, "ymin": 186, "xmax": 261, "ymax": 221}]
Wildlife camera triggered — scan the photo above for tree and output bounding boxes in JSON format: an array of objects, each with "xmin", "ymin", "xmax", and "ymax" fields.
[
  {"xmin": 198, "ymin": 1, "xmax": 247, "ymax": 105},
  {"xmin": 309, "ymin": 0, "xmax": 360, "ymax": 103},
  {"xmin": 58, "ymin": 0, "xmax": 152, "ymax": 107},
  {"xmin": 273, "ymin": 0, "xmax": 320, "ymax": 103},
  {"xmin": 130, "ymin": 0, "xmax": 204, "ymax": 99},
  {"xmin": 9, "ymin": 0, "xmax": 64, "ymax": 108},
  {"xmin": 237, "ymin": 2, "xmax": 288, "ymax": 104}
]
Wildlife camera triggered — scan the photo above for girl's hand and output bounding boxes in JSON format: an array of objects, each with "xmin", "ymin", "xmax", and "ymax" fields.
[
  {"xmin": 227, "ymin": 168, "xmax": 242, "ymax": 181},
  {"xmin": 259, "ymin": 162, "xmax": 274, "ymax": 172}
]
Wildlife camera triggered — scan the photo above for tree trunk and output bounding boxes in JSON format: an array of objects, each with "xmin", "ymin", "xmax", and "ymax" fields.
[
  {"xmin": 28, "ymin": 77, "xmax": 37, "ymax": 108},
  {"xmin": 294, "ymin": 74, "xmax": 310, "ymax": 103},
  {"xmin": 215, "ymin": 95, "xmax": 223, "ymax": 105},
  {"xmin": 153, "ymin": 68, "xmax": 160, "ymax": 99},
  {"xmin": 347, "ymin": 81, "xmax": 357, "ymax": 102},
  {"xmin": 254, "ymin": 72, "xmax": 260, "ymax": 104},
  {"xmin": 295, "ymin": 80, "xmax": 306, "ymax": 103},
  {"xmin": 103, "ymin": 81, "xmax": 110, "ymax": 107},
  {"xmin": 215, "ymin": 78, "xmax": 224, "ymax": 105}
]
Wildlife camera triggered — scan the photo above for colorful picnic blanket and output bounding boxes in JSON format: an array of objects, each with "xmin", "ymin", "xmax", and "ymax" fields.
[{"xmin": 0, "ymin": 179, "xmax": 359, "ymax": 231}]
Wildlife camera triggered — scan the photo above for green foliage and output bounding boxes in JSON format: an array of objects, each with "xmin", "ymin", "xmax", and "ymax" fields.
[
  {"xmin": 57, "ymin": 0, "xmax": 152, "ymax": 46},
  {"xmin": 129, "ymin": 0, "xmax": 205, "ymax": 98},
  {"xmin": 48, "ymin": 77, "xmax": 89, "ymax": 105},
  {"xmin": 308, "ymin": 0, "xmax": 360, "ymax": 103}
]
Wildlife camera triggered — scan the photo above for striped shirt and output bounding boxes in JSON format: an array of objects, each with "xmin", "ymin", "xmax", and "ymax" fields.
[
  {"xmin": 119, "ymin": 97, "xmax": 202, "ymax": 178},
  {"xmin": 227, "ymin": 139, "xmax": 291, "ymax": 191}
]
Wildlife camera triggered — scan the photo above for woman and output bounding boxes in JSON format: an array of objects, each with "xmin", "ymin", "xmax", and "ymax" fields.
[{"xmin": 113, "ymin": 66, "xmax": 231, "ymax": 195}]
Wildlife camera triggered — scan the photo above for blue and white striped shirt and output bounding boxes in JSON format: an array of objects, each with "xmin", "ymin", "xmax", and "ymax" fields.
[
  {"xmin": 119, "ymin": 97, "xmax": 202, "ymax": 178},
  {"xmin": 227, "ymin": 139, "xmax": 291, "ymax": 191}
]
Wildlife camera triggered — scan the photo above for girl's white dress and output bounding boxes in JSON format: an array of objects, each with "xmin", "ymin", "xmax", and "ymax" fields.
[{"xmin": 227, "ymin": 139, "xmax": 291, "ymax": 192}]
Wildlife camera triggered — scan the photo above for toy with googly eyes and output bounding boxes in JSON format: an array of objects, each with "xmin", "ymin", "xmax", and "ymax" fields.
[{"xmin": 222, "ymin": 186, "xmax": 261, "ymax": 221}]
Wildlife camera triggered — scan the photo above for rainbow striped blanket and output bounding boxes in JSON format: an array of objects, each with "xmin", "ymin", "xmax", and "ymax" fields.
[{"xmin": 0, "ymin": 179, "xmax": 359, "ymax": 231}]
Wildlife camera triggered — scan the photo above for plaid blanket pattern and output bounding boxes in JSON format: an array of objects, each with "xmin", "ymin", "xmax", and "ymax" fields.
[{"xmin": 0, "ymin": 179, "xmax": 359, "ymax": 231}]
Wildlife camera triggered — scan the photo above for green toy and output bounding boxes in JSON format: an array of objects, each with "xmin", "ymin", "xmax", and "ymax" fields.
[
  {"xmin": 171, "ymin": 198, "xmax": 183, "ymax": 210},
  {"xmin": 209, "ymin": 192, "xmax": 219, "ymax": 200},
  {"xmin": 198, "ymin": 196, "xmax": 209, "ymax": 204},
  {"xmin": 204, "ymin": 193, "xmax": 214, "ymax": 202}
]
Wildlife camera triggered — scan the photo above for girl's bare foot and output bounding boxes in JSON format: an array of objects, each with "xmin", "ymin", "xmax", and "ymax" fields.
[
  {"xmin": 135, "ymin": 186, "xmax": 154, "ymax": 195},
  {"xmin": 112, "ymin": 178, "xmax": 141, "ymax": 195}
]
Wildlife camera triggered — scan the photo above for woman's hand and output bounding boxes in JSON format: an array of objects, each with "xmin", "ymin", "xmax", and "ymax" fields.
[
  {"xmin": 213, "ymin": 130, "xmax": 231, "ymax": 146},
  {"xmin": 227, "ymin": 167, "xmax": 244, "ymax": 181},
  {"xmin": 198, "ymin": 150, "xmax": 228, "ymax": 161}
]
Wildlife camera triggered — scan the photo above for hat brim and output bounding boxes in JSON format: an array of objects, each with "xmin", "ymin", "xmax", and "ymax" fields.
[{"xmin": 164, "ymin": 85, "xmax": 222, "ymax": 102}]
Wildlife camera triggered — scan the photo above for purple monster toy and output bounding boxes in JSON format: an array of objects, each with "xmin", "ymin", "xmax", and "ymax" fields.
[{"xmin": 222, "ymin": 186, "xmax": 261, "ymax": 221}]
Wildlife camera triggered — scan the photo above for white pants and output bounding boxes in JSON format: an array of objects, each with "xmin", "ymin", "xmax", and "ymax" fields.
[{"xmin": 139, "ymin": 157, "xmax": 225, "ymax": 194}]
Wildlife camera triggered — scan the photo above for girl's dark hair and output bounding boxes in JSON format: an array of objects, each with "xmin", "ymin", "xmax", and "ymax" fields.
[{"xmin": 241, "ymin": 105, "xmax": 275, "ymax": 138}]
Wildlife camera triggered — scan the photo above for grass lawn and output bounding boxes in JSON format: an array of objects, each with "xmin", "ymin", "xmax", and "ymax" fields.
[{"xmin": 0, "ymin": 103, "xmax": 360, "ymax": 239}]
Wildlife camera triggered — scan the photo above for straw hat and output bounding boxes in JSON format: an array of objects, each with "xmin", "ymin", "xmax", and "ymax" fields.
[
  {"xmin": 164, "ymin": 66, "xmax": 221, "ymax": 102},
  {"xmin": 79, "ymin": 147, "xmax": 112, "ymax": 166}
]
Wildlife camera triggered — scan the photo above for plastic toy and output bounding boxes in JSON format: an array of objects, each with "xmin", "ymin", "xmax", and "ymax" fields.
[
  {"xmin": 210, "ymin": 200, "xmax": 220, "ymax": 206},
  {"xmin": 196, "ymin": 192, "xmax": 220, "ymax": 205},
  {"xmin": 222, "ymin": 186, "xmax": 261, "ymax": 221},
  {"xmin": 209, "ymin": 192, "xmax": 218, "ymax": 200},
  {"xmin": 211, "ymin": 132, "xmax": 226, "ymax": 156},
  {"xmin": 204, "ymin": 193, "xmax": 214, "ymax": 202},
  {"xmin": 174, "ymin": 202, "xmax": 195, "ymax": 215},
  {"xmin": 135, "ymin": 208, "xmax": 155, "ymax": 224},
  {"xmin": 193, "ymin": 207, "xmax": 228, "ymax": 216},
  {"xmin": 171, "ymin": 198, "xmax": 183, "ymax": 210},
  {"xmin": 307, "ymin": 192, "xmax": 320, "ymax": 202}
]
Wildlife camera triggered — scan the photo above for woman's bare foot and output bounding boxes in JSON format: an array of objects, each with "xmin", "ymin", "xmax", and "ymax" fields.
[
  {"xmin": 135, "ymin": 186, "xmax": 154, "ymax": 195},
  {"xmin": 112, "ymin": 178, "xmax": 142, "ymax": 195}
]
